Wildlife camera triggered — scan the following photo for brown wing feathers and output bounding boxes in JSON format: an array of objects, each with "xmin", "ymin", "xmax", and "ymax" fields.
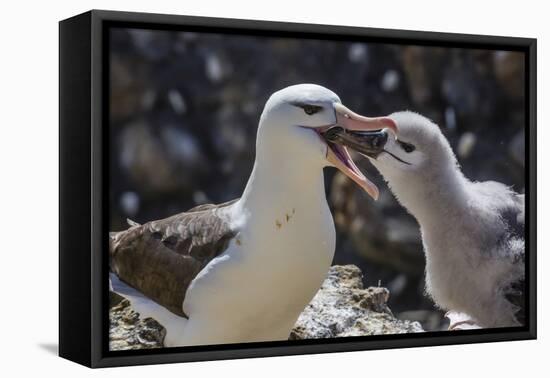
[{"xmin": 109, "ymin": 200, "xmax": 238, "ymax": 318}]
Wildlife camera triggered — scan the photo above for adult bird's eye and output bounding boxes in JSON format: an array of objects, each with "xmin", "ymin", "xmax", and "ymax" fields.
[
  {"xmin": 290, "ymin": 102, "xmax": 323, "ymax": 115},
  {"xmin": 302, "ymin": 104, "xmax": 322, "ymax": 115},
  {"xmin": 398, "ymin": 141, "xmax": 416, "ymax": 153}
]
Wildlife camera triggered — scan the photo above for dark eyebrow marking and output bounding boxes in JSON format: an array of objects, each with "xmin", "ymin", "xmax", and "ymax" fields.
[{"xmin": 290, "ymin": 102, "xmax": 322, "ymax": 110}]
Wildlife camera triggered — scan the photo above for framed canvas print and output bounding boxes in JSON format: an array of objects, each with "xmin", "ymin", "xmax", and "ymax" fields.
[{"xmin": 59, "ymin": 10, "xmax": 536, "ymax": 368}]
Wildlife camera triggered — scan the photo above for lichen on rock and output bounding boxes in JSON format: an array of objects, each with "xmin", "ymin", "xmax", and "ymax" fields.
[
  {"xmin": 109, "ymin": 298, "xmax": 166, "ymax": 350},
  {"xmin": 109, "ymin": 264, "xmax": 423, "ymax": 350},
  {"xmin": 290, "ymin": 265, "xmax": 423, "ymax": 339}
]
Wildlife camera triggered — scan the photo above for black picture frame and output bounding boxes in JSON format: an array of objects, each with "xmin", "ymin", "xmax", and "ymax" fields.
[{"xmin": 59, "ymin": 9, "xmax": 537, "ymax": 368}]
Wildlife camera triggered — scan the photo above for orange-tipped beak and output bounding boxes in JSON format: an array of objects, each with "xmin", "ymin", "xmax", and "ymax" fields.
[{"xmin": 324, "ymin": 103, "xmax": 397, "ymax": 200}]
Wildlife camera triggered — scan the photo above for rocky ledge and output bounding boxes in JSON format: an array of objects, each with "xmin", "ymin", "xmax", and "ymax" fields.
[
  {"xmin": 290, "ymin": 265, "xmax": 423, "ymax": 339},
  {"xmin": 109, "ymin": 265, "xmax": 423, "ymax": 350}
]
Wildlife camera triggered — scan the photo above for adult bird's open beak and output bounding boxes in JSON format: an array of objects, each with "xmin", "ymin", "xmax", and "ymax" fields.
[{"xmin": 321, "ymin": 103, "xmax": 397, "ymax": 200}]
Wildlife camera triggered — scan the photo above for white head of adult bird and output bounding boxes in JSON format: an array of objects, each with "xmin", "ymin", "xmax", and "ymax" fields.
[
  {"xmin": 361, "ymin": 110, "xmax": 525, "ymax": 329},
  {"xmin": 109, "ymin": 83, "xmax": 397, "ymax": 347}
]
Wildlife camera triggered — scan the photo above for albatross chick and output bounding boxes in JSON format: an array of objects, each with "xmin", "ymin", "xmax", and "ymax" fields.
[{"xmin": 364, "ymin": 111, "xmax": 525, "ymax": 329}]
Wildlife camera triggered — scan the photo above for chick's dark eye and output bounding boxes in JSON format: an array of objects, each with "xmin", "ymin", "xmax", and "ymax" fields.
[{"xmin": 398, "ymin": 140, "xmax": 416, "ymax": 153}]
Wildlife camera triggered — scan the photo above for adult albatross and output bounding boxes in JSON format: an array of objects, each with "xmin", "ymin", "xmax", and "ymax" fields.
[
  {"xmin": 361, "ymin": 111, "xmax": 525, "ymax": 329},
  {"xmin": 110, "ymin": 84, "xmax": 397, "ymax": 347}
]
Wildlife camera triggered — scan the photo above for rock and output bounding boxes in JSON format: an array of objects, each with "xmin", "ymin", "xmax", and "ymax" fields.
[
  {"xmin": 109, "ymin": 290, "xmax": 125, "ymax": 308},
  {"xmin": 400, "ymin": 46, "xmax": 445, "ymax": 106},
  {"xmin": 509, "ymin": 130, "xmax": 525, "ymax": 167},
  {"xmin": 457, "ymin": 131, "xmax": 477, "ymax": 159},
  {"xmin": 109, "ymin": 265, "xmax": 422, "ymax": 350},
  {"xmin": 290, "ymin": 265, "xmax": 423, "ymax": 339},
  {"xmin": 109, "ymin": 299, "xmax": 166, "ymax": 350},
  {"xmin": 397, "ymin": 310, "xmax": 448, "ymax": 331},
  {"xmin": 119, "ymin": 191, "xmax": 140, "ymax": 217},
  {"xmin": 493, "ymin": 51, "xmax": 525, "ymax": 99},
  {"xmin": 381, "ymin": 70, "xmax": 400, "ymax": 92},
  {"xmin": 118, "ymin": 121, "xmax": 208, "ymax": 194},
  {"xmin": 348, "ymin": 43, "xmax": 369, "ymax": 63},
  {"xmin": 109, "ymin": 55, "xmax": 145, "ymax": 123}
]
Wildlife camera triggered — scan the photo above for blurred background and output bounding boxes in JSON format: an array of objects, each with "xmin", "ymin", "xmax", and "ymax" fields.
[{"xmin": 109, "ymin": 27, "xmax": 525, "ymax": 331}]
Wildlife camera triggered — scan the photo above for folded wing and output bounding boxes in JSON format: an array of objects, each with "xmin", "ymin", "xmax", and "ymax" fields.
[{"xmin": 109, "ymin": 199, "xmax": 238, "ymax": 318}]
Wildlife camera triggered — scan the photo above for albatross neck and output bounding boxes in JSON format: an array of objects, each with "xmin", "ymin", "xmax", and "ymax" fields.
[
  {"xmin": 238, "ymin": 154, "xmax": 328, "ymax": 218},
  {"xmin": 401, "ymin": 167, "xmax": 471, "ymax": 231}
]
